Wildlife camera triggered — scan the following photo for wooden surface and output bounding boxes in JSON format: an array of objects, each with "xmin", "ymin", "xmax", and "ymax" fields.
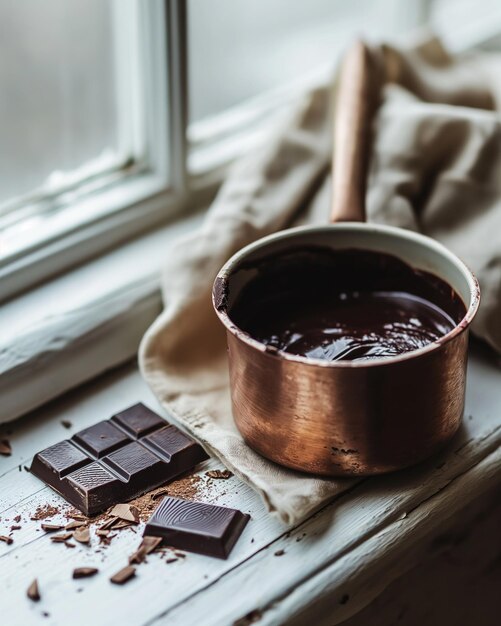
[{"xmin": 0, "ymin": 342, "xmax": 500, "ymax": 626}]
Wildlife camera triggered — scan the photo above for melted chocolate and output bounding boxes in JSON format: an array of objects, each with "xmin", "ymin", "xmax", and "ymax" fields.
[{"xmin": 226, "ymin": 247, "xmax": 466, "ymax": 362}]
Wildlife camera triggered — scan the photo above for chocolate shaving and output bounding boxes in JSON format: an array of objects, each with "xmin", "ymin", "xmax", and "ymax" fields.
[
  {"xmin": 165, "ymin": 558, "xmax": 178, "ymax": 564},
  {"xmin": 109, "ymin": 504, "xmax": 140, "ymax": 523},
  {"xmin": 0, "ymin": 535, "xmax": 13, "ymax": 545},
  {"xmin": 64, "ymin": 541, "xmax": 76, "ymax": 548},
  {"xmin": 73, "ymin": 528, "xmax": 90, "ymax": 544},
  {"xmin": 68, "ymin": 513, "xmax": 88, "ymax": 521},
  {"xmin": 99, "ymin": 517, "xmax": 118, "ymax": 531},
  {"xmin": 50, "ymin": 533, "xmax": 73, "ymax": 543},
  {"xmin": 65, "ymin": 520, "xmax": 87, "ymax": 530},
  {"xmin": 110, "ymin": 565, "xmax": 136, "ymax": 585},
  {"xmin": 205, "ymin": 469, "xmax": 233, "ymax": 480},
  {"xmin": 13, "ymin": 515, "xmax": 21, "ymax": 523},
  {"xmin": 31, "ymin": 504, "xmax": 61, "ymax": 521},
  {"xmin": 112, "ymin": 520, "xmax": 134, "ymax": 530},
  {"xmin": 0, "ymin": 439, "xmax": 12, "ymax": 456},
  {"xmin": 151, "ymin": 488, "xmax": 170, "ymax": 500},
  {"xmin": 41, "ymin": 523, "xmax": 65, "ymax": 532},
  {"xmin": 73, "ymin": 567, "xmax": 98, "ymax": 579},
  {"xmin": 129, "ymin": 536, "xmax": 162, "ymax": 564},
  {"xmin": 10, "ymin": 525, "xmax": 21, "ymax": 531},
  {"xmin": 27, "ymin": 579, "xmax": 40, "ymax": 602}
]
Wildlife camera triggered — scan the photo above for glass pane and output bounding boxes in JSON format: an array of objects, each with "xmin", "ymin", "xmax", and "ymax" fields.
[
  {"xmin": 188, "ymin": 0, "xmax": 424, "ymax": 122},
  {"xmin": 0, "ymin": 0, "xmax": 118, "ymax": 206}
]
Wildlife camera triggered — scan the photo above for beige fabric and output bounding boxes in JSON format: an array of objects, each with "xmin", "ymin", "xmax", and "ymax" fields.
[{"xmin": 139, "ymin": 37, "xmax": 501, "ymax": 524}]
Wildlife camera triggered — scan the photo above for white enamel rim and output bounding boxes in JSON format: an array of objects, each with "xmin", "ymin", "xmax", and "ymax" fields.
[{"xmin": 213, "ymin": 223, "xmax": 481, "ymax": 369}]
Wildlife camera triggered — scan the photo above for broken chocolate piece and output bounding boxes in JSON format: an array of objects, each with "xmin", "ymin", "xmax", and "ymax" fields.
[
  {"xmin": 143, "ymin": 497, "xmax": 249, "ymax": 559},
  {"xmin": 110, "ymin": 503, "xmax": 140, "ymax": 523},
  {"xmin": 110, "ymin": 565, "xmax": 136, "ymax": 585},
  {"xmin": 73, "ymin": 528, "xmax": 90, "ymax": 544},
  {"xmin": 50, "ymin": 533, "xmax": 73, "ymax": 543},
  {"xmin": 65, "ymin": 520, "xmax": 86, "ymax": 530},
  {"xmin": 41, "ymin": 523, "xmax": 65, "ymax": 532},
  {"xmin": 73, "ymin": 567, "xmax": 98, "ymax": 579},
  {"xmin": 0, "ymin": 439, "xmax": 12, "ymax": 456},
  {"xmin": 27, "ymin": 579, "xmax": 40, "ymax": 601},
  {"xmin": 129, "ymin": 536, "xmax": 162, "ymax": 564},
  {"xmin": 29, "ymin": 404, "xmax": 208, "ymax": 515}
]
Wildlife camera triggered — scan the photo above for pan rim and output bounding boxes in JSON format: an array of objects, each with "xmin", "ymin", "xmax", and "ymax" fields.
[{"xmin": 213, "ymin": 223, "xmax": 481, "ymax": 369}]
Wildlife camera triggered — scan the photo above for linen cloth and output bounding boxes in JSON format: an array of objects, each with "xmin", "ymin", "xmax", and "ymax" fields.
[{"xmin": 140, "ymin": 35, "xmax": 501, "ymax": 524}]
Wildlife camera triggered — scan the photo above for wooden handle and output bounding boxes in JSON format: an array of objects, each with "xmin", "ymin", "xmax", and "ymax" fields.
[{"xmin": 330, "ymin": 41, "xmax": 383, "ymax": 223}]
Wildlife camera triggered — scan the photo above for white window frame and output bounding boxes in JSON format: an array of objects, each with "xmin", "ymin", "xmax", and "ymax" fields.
[{"xmin": 0, "ymin": 0, "xmax": 188, "ymax": 302}]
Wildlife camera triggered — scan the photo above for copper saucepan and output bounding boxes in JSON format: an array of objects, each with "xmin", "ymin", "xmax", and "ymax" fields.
[{"xmin": 212, "ymin": 42, "xmax": 480, "ymax": 476}]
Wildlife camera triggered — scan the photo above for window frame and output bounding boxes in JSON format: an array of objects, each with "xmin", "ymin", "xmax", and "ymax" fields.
[{"xmin": 0, "ymin": 0, "xmax": 189, "ymax": 302}]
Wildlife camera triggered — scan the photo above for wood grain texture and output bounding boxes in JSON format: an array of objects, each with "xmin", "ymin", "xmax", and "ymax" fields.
[{"xmin": 0, "ymin": 345, "xmax": 499, "ymax": 626}]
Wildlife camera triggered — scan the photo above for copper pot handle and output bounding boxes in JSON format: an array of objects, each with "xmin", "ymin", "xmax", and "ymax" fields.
[{"xmin": 330, "ymin": 40, "xmax": 384, "ymax": 224}]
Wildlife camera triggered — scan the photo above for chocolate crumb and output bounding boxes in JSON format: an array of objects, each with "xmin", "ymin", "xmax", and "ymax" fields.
[
  {"xmin": 0, "ymin": 439, "xmax": 12, "ymax": 456},
  {"xmin": 73, "ymin": 567, "xmax": 98, "ymax": 579},
  {"xmin": 31, "ymin": 504, "xmax": 60, "ymax": 521},
  {"xmin": 14, "ymin": 515, "xmax": 21, "ymax": 523},
  {"xmin": 10, "ymin": 525, "xmax": 21, "ymax": 531},
  {"xmin": 61, "ymin": 420, "xmax": 72, "ymax": 429},
  {"xmin": 0, "ymin": 535, "xmax": 13, "ymax": 545},
  {"xmin": 27, "ymin": 579, "xmax": 40, "ymax": 602},
  {"xmin": 110, "ymin": 565, "xmax": 136, "ymax": 585},
  {"xmin": 151, "ymin": 488, "xmax": 170, "ymax": 500},
  {"xmin": 165, "ymin": 558, "xmax": 178, "ymax": 564},
  {"xmin": 274, "ymin": 549, "xmax": 285, "ymax": 557},
  {"xmin": 205, "ymin": 469, "xmax": 233, "ymax": 480}
]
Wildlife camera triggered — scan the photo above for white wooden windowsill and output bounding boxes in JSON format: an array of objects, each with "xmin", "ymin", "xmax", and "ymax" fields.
[
  {"xmin": 0, "ymin": 341, "xmax": 499, "ymax": 626},
  {"xmin": 0, "ymin": 208, "xmax": 204, "ymax": 425}
]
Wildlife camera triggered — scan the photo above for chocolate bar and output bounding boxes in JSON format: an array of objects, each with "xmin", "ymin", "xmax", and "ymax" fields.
[
  {"xmin": 30, "ymin": 404, "xmax": 208, "ymax": 516},
  {"xmin": 143, "ymin": 496, "xmax": 250, "ymax": 559}
]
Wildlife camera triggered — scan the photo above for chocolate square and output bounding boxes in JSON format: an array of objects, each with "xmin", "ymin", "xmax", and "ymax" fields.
[
  {"xmin": 72, "ymin": 421, "xmax": 131, "ymax": 458},
  {"xmin": 111, "ymin": 403, "xmax": 165, "ymax": 438},
  {"xmin": 65, "ymin": 463, "xmax": 123, "ymax": 515}
]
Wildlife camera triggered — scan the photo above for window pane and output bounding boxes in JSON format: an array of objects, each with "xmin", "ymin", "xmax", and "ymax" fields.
[
  {"xmin": 188, "ymin": 0, "xmax": 424, "ymax": 122},
  {"xmin": 0, "ymin": 0, "xmax": 118, "ymax": 207}
]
